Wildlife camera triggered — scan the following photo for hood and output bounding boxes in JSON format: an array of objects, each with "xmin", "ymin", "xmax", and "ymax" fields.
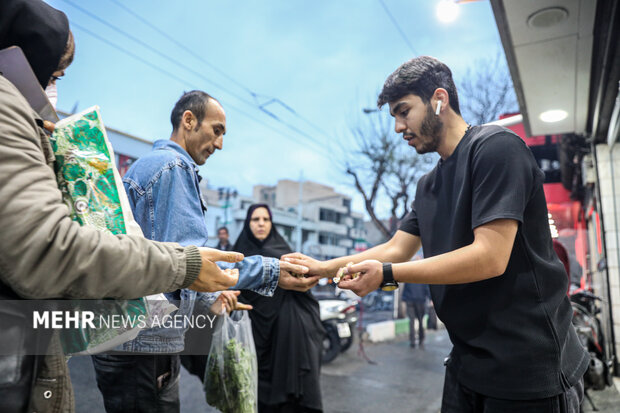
[{"xmin": 0, "ymin": 0, "xmax": 69, "ymax": 88}]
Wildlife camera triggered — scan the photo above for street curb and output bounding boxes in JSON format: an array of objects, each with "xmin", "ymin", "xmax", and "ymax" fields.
[
  {"xmin": 366, "ymin": 318, "xmax": 444, "ymax": 342},
  {"xmin": 366, "ymin": 319, "xmax": 396, "ymax": 342}
]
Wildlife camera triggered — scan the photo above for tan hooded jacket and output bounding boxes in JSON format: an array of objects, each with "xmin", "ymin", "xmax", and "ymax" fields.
[{"xmin": 0, "ymin": 75, "xmax": 202, "ymax": 412}]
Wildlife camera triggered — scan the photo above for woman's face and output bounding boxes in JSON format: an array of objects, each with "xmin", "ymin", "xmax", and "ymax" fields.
[{"xmin": 249, "ymin": 207, "xmax": 272, "ymax": 241}]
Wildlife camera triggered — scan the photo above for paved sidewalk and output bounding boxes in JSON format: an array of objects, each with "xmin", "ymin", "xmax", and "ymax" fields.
[
  {"xmin": 69, "ymin": 332, "xmax": 620, "ymax": 412},
  {"xmin": 582, "ymin": 377, "xmax": 620, "ymax": 413},
  {"xmin": 321, "ymin": 329, "xmax": 451, "ymax": 413}
]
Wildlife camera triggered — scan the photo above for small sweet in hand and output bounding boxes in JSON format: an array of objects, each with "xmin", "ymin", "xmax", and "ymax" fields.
[{"xmin": 333, "ymin": 262, "xmax": 359, "ymax": 284}]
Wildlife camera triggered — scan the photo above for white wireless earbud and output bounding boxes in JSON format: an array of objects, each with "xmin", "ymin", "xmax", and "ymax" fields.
[{"xmin": 435, "ymin": 100, "xmax": 442, "ymax": 115}]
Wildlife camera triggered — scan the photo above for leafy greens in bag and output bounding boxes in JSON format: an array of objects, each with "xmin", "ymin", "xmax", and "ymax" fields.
[{"xmin": 205, "ymin": 310, "xmax": 258, "ymax": 413}]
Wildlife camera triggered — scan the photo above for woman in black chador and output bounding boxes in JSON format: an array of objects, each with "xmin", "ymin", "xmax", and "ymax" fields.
[{"xmin": 234, "ymin": 204, "xmax": 324, "ymax": 413}]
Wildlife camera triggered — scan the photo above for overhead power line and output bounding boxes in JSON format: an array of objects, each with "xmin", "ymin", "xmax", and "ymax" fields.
[
  {"xmin": 107, "ymin": 0, "xmax": 255, "ymax": 98},
  {"xmin": 106, "ymin": 0, "xmax": 333, "ymax": 140},
  {"xmin": 59, "ymin": 0, "xmax": 332, "ymax": 156},
  {"xmin": 61, "ymin": 0, "xmax": 249, "ymax": 104},
  {"xmin": 377, "ymin": 0, "xmax": 419, "ymax": 56},
  {"xmin": 68, "ymin": 21, "xmax": 332, "ymax": 157}
]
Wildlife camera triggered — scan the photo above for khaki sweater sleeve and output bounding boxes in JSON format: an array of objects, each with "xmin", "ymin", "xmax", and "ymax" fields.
[{"xmin": 0, "ymin": 77, "xmax": 201, "ymax": 299}]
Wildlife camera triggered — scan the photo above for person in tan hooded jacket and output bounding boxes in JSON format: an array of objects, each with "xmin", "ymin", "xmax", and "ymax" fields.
[{"xmin": 0, "ymin": 1, "xmax": 253, "ymax": 411}]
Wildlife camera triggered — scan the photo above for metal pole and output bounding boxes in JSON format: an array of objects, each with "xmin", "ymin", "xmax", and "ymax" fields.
[
  {"xmin": 591, "ymin": 137, "xmax": 618, "ymax": 374},
  {"xmin": 296, "ymin": 171, "xmax": 304, "ymax": 251},
  {"xmin": 393, "ymin": 289, "xmax": 399, "ymax": 319}
]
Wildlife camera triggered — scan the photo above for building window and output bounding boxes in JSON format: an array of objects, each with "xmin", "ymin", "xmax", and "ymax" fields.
[
  {"xmin": 343, "ymin": 199, "xmax": 351, "ymax": 208},
  {"xmin": 319, "ymin": 232, "xmax": 341, "ymax": 246},
  {"xmin": 319, "ymin": 208, "xmax": 341, "ymax": 223},
  {"xmin": 353, "ymin": 218, "xmax": 364, "ymax": 230}
]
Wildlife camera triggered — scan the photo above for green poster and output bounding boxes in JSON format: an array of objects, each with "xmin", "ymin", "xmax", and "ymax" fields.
[{"xmin": 51, "ymin": 107, "xmax": 147, "ymax": 355}]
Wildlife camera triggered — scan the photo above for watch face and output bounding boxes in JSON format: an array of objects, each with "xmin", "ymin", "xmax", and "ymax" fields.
[{"xmin": 381, "ymin": 282, "xmax": 398, "ymax": 292}]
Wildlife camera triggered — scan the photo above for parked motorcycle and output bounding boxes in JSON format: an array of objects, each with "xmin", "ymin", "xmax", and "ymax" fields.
[
  {"xmin": 361, "ymin": 290, "xmax": 393, "ymax": 312},
  {"xmin": 318, "ymin": 298, "xmax": 359, "ymax": 364},
  {"xmin": 570, "ymin": 288, "xmax": 615, "ymax": 410}
]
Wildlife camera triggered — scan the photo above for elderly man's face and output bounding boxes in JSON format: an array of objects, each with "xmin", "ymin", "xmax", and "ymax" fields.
[{"xmin": 184, "ymin": 99, "xmax": 226, "ymax": 165}]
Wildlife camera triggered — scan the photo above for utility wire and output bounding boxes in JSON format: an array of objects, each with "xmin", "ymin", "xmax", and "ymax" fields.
[
  {"xmin": 107, "ymin": 0, "xmax": 254, "ymax": 98},
  {"xmin": 59, "ymin": 0, "xmax": 331, "ymax": 156},
  {"xmin": 69, "ymin": 21, "xmax": 331, "ymax": 157},
  {"xmin": 106, "ymin": 0, "xmax": 333, "ymax": 140},
  {"xmin": 61, "ymin": 0, "xmax": 249, "ymax": 105},
  {"xmin": 377, "ymin": 0, "xmax": 419, "ymax": 56}
]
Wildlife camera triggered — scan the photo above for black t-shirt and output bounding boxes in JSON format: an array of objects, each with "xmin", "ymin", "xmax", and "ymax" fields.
[{"xmin": 399, "ymin": 125, "xmax": 588, "ymax": 400}]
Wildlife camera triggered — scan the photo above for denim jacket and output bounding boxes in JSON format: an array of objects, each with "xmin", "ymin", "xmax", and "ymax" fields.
[{"xmin": 118, "ymin": 140, "xmax": 279, "ymax": 353}]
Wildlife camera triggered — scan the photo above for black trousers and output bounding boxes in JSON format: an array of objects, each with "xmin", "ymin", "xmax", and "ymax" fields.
[
  {"xmin": 441, "ymin": 360, "xmax": 584, "ymax": 413},
  {"xmin": 92, "ymin": 354, "xmax": 180, "ymax": 413},
  {"xmin": 179, "ymin": 354, "xmax": 207, "ymax": 382}
]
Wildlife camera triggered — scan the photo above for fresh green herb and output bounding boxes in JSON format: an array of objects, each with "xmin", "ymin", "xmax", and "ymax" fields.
[{"xmin": 206, "ymin": 338, "xmax": 256, "ymax": 413}]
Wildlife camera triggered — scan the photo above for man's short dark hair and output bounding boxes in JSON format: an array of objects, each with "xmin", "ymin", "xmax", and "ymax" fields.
[
  {"xmin": 170, "ymin": 90, "xmax": 215, "ymax": 131},
  {"xmin": 217, "ymin": 227, "xmax": 228, "ymax": 234},
  {"xmin": 377, "ymin": 56, "xmax": 461, "ymax": 115}
]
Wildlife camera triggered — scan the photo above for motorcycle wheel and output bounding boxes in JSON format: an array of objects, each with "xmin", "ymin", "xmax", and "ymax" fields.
[
  {"xmin": 597, "ymin": 328, "xmax": 615, "ymax": 387},
  {"xmin": 340, "ymin": 336, "xmax": 353, "ymax": 353},
  {"xmin": 321, "ymin": 323, "xmax": 341, "ymax": 364}
]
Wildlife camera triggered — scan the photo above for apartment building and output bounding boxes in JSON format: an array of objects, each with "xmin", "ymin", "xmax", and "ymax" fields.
[{"xmin": 203, "ymin": 179, "xmax": 366, "ymax": 258}]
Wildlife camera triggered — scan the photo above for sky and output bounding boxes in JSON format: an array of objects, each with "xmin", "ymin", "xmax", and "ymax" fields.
[{"xmin": 45, "ymin": 0, "xmax": 509, "ymax": 218}]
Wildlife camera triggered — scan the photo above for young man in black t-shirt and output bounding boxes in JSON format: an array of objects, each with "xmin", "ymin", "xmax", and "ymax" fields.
[{"xmin": 283, "ymin": 56, "xmax": 587, "ymax": 412}]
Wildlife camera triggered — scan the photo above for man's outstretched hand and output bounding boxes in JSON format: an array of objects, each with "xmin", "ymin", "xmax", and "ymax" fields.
[
  {"xmin": 337, "ymin": 260, "xmax": 383, "ymax": 297},
  {"xmin": 210, "ymin": 290, "xmax": 253, "ymax": 314},
  {"xmin": 281, "ymin": 252, "xmax": 327, "ymax": 278},
  {"xmin": 278, "ymin": 260, "xmax": 319, "ymax": 292},
  {"xmin": 188, "ymin": 248, "xmax": 244, "ymax": 292}
]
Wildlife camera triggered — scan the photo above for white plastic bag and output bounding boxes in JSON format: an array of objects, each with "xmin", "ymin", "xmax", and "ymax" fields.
[{"xmin": 205, "ymin": 311, "xmax": 258, "ymax": 413}]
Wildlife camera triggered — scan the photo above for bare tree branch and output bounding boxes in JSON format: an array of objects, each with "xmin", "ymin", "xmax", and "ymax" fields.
[
  {"xmin": 344, "ymin": 110, "xmax": 434, "ymax": 242},
  {"xmin": 458, "ymin": 53, "xmax": 519, "ymax": 125},
  {"xmin": 346, "ymin": 167, "xmax": 391, "ymax": 238}
]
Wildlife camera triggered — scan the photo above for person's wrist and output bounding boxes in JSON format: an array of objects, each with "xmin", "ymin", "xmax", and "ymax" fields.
[
  {"xmin": 182, "ymin": 245, "xmax": 202, "ymax": 289},
  {"xmin": 319, "ymin": 261, "xmax": 330, "ymax": 278},
  {"xmin": 381, "ymin": 262, "xmax": 398, "ymax": 291}
]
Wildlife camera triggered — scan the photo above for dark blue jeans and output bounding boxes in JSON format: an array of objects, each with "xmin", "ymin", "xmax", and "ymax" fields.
[
  {"xmin": 441, "ymin": 360, "xmax": 584, "ymax": 413},
  {"xmin": 92, "ymin": 354, "xmax": 180, "ymax": 413}
]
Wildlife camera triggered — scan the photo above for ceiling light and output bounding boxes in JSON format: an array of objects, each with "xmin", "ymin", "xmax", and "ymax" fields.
[
  {"xmin": 527, "ymin": 7, "xmax": 569, "ymax": 29},
  {"xmin": 437, "ymin": 0, "xmax": 460, "ymax": 23},
  {"xmin": 540, "ymin": 109, "xmax": 568, "ymax": 123}
]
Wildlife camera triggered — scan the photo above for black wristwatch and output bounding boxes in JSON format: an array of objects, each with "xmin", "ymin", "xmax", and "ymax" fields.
[{"xmin": 380, "ymin": 263, "xmax": 399, "ymax": 291}]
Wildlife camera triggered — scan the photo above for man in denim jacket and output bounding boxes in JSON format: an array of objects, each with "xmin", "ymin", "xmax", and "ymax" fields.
[{"xmin": 92, "ymin": 91, "xmax": 318, "ymax": 413}]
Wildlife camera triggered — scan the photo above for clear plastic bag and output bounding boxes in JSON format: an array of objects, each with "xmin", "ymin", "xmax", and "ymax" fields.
[{"xmin": 205, "ymin": 310, "xmax": 258, "ymax": 413}]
